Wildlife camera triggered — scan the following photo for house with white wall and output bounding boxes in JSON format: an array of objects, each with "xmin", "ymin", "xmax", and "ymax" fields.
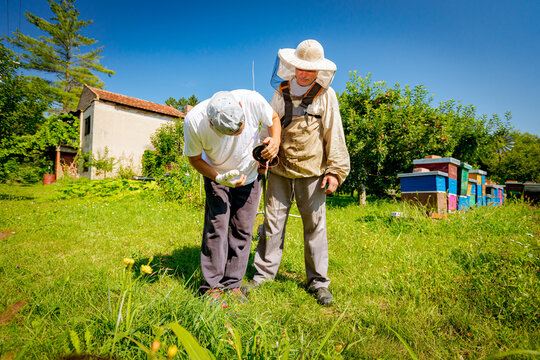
[{"xmin": 76, "ymin": 85, "xmax": 184, "ymax": 179}]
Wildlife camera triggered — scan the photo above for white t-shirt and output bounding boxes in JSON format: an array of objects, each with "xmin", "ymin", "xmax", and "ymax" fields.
[{"xmin": 183, "ymin": 90, "xmax": 274, "ymax": 184}]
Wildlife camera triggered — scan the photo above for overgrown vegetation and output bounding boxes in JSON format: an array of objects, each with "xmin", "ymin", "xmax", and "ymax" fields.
[
  {"xmin": 0, "ymin": 183, "xmax": 538, "ymax": 359},
  {"xmin": 0, "ymin": 112, "xmax": 79, "ymax": 184},
  {"xmin": 142, "ymin": 119, "xmax": 204, "ymax": 206}
]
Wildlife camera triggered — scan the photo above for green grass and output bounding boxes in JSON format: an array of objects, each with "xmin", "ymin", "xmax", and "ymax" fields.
[{"xmin": 0, "ymin": 182, "xmax": 539, "ymax": 359}]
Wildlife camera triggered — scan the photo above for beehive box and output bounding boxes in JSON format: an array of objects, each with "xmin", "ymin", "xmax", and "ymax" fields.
[
  {"xmin": 398, "ymin": 171, "xmax": 448, "ymax": 193},
  {"xmin": 446, "ymin": 177, "xmax": 458, "ymax": 195},
  {"xmin": 448, "ymin": 194, "xmax": 458, "ymax": 211},
  {"xmin": 469, "ymin": 169, "xmax": 487, "ymax": 184},
  {"xmin": 458, "ymin": 195, "xmax": 469, "ymax": 210},
  {"xmin": 505, "ymin": 181, "xmax": 523, "ymax": 198},
  {"xmin": 476, "ymin": 183, "xmax": 484, "ymax": 206},
  {"xmin": 523, "ymin": 182, "xmax": 540, "ymax": 203},
  {"xmin": 468, "ymin": 178, "xmax": 478, "ymax": 196},
  {"xmin": 413, "ymin": 157, "xmax": 460, "ymax": 179},
  {"xmin": 485, "ymin": 185, "xmax": 503, "ymax": 206},
  {"xmin": 402, "ymin": 192, "xmax": 447, "ymax": 213},
  {"xmin": 457, "ymin": 162, "xmax": 472, "ymax": 196}
]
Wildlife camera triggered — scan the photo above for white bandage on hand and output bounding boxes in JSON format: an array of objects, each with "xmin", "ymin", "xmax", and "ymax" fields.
[{"xmin": 215, "ymin": 170, "xmax": 240, "ymax": 187}]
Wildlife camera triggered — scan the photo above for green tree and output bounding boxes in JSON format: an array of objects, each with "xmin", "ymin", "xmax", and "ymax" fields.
[
  {"xmin": 483, "ymin": 132, "xmax": 540, "ymax": 183},
  {"xmin": 0, "ymin": 113, "xmax": 79, "ymax": 183},
  {"xmin": 165, "ymin": 94, "xmax": 199, "ymax": 113},
  {"xmin": 339, "ymin": 72, "xmax": 509, "ymax": 202},
  {"xmin": 142, "ymin": 120, "xmax": 184, "ymax": 177},
  {"xmin": 6, "ymin": 0, "xmax": 114, "ymax": 112},
  {"xmin": 0, "ymin": 40, "xmax": 51, "ymax": 141}
]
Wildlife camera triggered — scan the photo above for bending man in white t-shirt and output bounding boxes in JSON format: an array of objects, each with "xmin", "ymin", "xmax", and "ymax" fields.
[{"xmin": 183, "ymin": 90, "xmax": 280, "ymax": 307}]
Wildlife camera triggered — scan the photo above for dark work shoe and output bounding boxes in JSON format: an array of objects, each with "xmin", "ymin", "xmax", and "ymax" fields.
[
  {"xmin": 314, "ymin": 287, "xmax": 333, "ymax": 306},
  {"xmin": 240, "ymin": 280, "xmax": 261, "ymax": 296},
  {"xmin": 205, "ymin": 289, "xmax": 228, "ymax": 309},
  {"xmin": 229, "ymin": 287, "xmax": 249, "ymax": 303}
]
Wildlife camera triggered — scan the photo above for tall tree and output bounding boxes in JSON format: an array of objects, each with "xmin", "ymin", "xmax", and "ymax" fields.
[
  {"xmin": 165, "ymin": 94, "xmax": 199, "ymax": 113},
  {"xmin": 0, "ymin": 40, "xmax": 50, "ymax": 141},
  {"xmin": 6, "ymin": 0, "xmax": 114, "ymax": 113}
]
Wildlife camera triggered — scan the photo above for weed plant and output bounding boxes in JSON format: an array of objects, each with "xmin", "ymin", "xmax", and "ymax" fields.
[{"xmin": 0, "ymin": 183, "xmax": 538, "ymax": 359}]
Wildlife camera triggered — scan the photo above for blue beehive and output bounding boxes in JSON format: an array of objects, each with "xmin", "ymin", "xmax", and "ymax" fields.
[
  {"xmin": 446, "ymin": 177, "xmax": 458, "ymax": 195},
  {"xmin": 476, "ymin": 183, "xmax": 483, "ymax": 206},
  {"xmin": 458, "ymin": 195, "xmax": 469, "ymax": 210},
  {"xmin": 398, "ymin": 171, "xmax": 448, "ymax": 193}
]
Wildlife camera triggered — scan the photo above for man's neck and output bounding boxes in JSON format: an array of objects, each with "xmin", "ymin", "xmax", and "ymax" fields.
[{"xmin": 290, "ymin": 78, "xmax": 312, "ymax": 96}]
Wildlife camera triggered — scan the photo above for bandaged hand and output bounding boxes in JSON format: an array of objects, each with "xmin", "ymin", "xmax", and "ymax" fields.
[{"xmin": 215, "ymin": 170, "xmax": 243, "ymax": 187}]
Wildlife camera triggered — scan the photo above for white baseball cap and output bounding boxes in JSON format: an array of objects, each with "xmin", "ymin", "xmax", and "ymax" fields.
[{"xmin": 207, "ymin": 91, "xmax": 244, "ymax": 135}]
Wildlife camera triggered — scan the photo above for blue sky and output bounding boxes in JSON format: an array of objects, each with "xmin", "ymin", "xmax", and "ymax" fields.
[{"xmin": 2, "ymin": 0, "xmax": 539, "ymax": 135}]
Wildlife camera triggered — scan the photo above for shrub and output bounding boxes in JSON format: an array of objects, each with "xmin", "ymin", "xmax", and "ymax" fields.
[{"xmin": 156, "ymin": 156, "xmax": 203, "ymax": 208}]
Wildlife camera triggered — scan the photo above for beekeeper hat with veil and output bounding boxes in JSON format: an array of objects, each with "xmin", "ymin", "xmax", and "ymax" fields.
[{"xmin": 270, "ymin": 39, "xmax": 337, "ymax": 90}]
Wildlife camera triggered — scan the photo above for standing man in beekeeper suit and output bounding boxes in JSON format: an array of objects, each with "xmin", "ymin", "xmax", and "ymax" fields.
[
  {"xmin": 184, "ymin": 90, "xmax": 280, "ymax": 308},
  {"xmin": 242, "ymin": 40, "xmax": 350, "ymax": 305}
]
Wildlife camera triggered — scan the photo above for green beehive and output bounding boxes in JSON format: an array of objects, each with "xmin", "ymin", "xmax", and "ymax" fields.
[{"xmin": 457, "ymin": 162, "xmax": 472, "ymax": 196}]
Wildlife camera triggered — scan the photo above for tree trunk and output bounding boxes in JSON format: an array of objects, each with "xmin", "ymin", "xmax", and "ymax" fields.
[{"xmin": 358, "ymin": 184, "xmax": 367, "ymax": 206}]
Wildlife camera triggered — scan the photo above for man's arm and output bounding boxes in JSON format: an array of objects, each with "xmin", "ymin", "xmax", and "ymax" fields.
[
  {"xmin": 261, "ymin": 110, "xmax": 281, "ymax": 160},
  {"xmin": 188, "ymin": 154, "xmax": 246, "ymax": 187}
]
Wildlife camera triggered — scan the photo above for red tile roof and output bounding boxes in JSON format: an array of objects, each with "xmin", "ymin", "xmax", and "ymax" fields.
[{"xmin": 85, "ymin": 85, "xmax": 184, "ymax": 118}]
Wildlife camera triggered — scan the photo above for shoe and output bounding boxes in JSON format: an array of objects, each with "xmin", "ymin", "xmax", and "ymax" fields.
[
  {"xmin": 205, "ymin": 289, "xmax": 228, "ymax": 309},
  {"xmin": 229, "ymin": 287, "xmax": 249, "ymax": 303},
  {"xmin": 240, "ymin": 280, "xmax": 261, "ymax": 296},
  {"xmin": 313, "ymin": 288, "xmax": 333, "ymax": 306}
]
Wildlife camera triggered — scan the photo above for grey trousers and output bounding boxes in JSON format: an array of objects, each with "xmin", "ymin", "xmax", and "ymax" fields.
[
  {"xmin": 199, "ymin": 176, "xmax": 261, "ymax": 293},
  {"xmin": 253, "ymin": 172, "xmax": 329, "ymax": 290}
]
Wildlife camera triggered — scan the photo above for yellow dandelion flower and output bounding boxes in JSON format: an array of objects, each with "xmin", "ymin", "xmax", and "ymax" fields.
[
  {"xmin": 167, "ymin": 345, "xmax": 178, "ymax": 358},
  {"xmin": 123, "ymin": 258, "xmax": 135, "ymax": 266},
  {"xmin": 141, "ymin": 265, "xmax": 152, "ymax": 274}
]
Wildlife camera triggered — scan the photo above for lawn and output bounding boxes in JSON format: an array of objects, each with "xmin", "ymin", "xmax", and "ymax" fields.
[{"xmin": 0, "ymin": 182, "xmax": 539, "ymax": 359}]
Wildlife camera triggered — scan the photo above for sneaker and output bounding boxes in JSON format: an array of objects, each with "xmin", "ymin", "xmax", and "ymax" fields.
[
  {"xmin": 313, "ymin": 287, "xmax": 333, "ymax": 306},
  {"xmin": 229, "ymin": 287, "xmax": 249, "ymax": 303},
  {"xmin": 205, "ymin": 289, "xmax": 228, "ymax": 309},
  {"xmin": 240, "ymin": 280, "xmax": 261, "ymax": 296}
]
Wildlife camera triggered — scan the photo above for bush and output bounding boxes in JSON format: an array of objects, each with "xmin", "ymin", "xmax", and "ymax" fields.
[
  {"xmin": 0, "ymin": 157, "xmax": 48, "ymax": 184},
  {"xmin": 116, "ymin": 162, "xmax": 138, "ymax": 180},
  {"xmin": 144, "ymin": 120, "xmax": 184, "ymax": 178},
  {"xmin": 156, "ymin": 156, "xmax": 203, "ymax": 208},
  {"xmin": 0, "ymin": 113, "xmax": 79, "ymax": 184},
  {"xmin": 142, "ymin": 149, "xmax": 159, "ymax": 178}
]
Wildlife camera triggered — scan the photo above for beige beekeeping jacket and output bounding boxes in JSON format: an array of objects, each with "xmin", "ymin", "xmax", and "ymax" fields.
[{"xmin": 269, "ymin": 86, "xmax": 350, "ymax": 184}]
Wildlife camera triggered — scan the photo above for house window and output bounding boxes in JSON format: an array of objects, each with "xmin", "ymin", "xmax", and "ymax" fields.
[{"xmin": 84, "ymin": 116, "xmax": 91, "ymax": 136}]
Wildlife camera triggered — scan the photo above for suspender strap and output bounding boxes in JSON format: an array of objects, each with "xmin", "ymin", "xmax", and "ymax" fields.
[
  {"xmin": 279, "ymin": 81, "xmax": 293, "ymax": 128},
  {"xmin": 279, "ymin": 80, "xmax": 323, "ymax": 128},
  {"xmin": 300, "ymin": 82, "xmax": 323, "ymax": 109}
]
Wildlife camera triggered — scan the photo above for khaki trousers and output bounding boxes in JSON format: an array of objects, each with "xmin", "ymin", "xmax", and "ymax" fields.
[{"xmin": 253, "ymin": 172, "xmax": 330, "ymax": 290}]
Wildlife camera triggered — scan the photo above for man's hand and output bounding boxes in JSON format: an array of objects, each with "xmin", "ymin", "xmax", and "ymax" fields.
[
  {"xmin": 321, "ymin": 174, "xmax": 339, "ymax": 195},
  {"xmin": 261, "ymin": 137, "xmax": 279, "ymax": 160},
  {"xmin": 215, "ymin": 170, "xmax": 246, "ymax": 187}
]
